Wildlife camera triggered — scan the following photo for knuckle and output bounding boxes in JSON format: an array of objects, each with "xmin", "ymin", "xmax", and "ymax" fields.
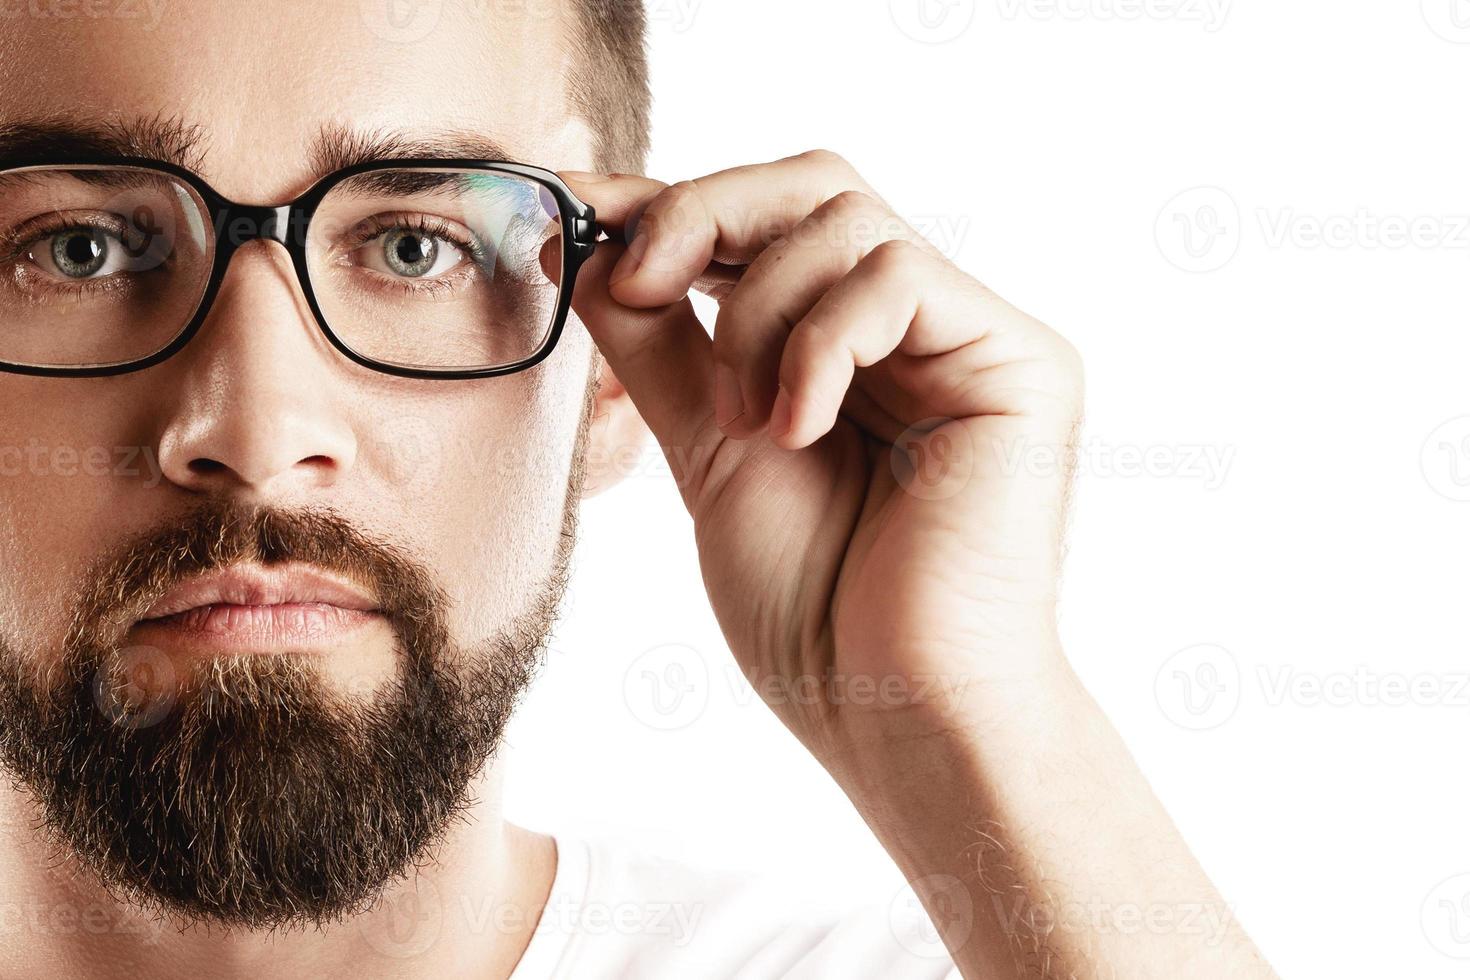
[
  {"xmin": 791, "ymin": 314, "xmax": 840, "ymax": 360},
  {"xmin": 823, "ymin": 189, "xmax": 880, "ymax": 217},
  {"xmin": 665, "ymin": 177, "xmax": 703, "ymax": 201},
  {"xmin": 867, "ymin": 236, "xmax": 920, "ymax": 273},
  {"xmin": 1039, "ymin": 334, "xmax": 1087, "ymax": 417},
  {"xmin": 803, "ymin": 191, "xmax": 896, "ymax": 254},
  {"xmin": 1057, "ymin": 338, "xmax": 1086, "ymax": 393},
  {"xmin": 634, "ymin": 181, "xmax": 711, "ymax": 261},
  {"xmin": 779, "ymin": 323, "xmax": 824, "ymax": 374},
  {"xmin": 798, "ymin": 147, "xmax": 852, "ymax": 173},
  {"xmin": 829, "ymin": 187, "xmax": 875, "ymax": 209},
  {"xmin": 648, "ymin": 180, "xmax": 706, "ymax": 229}
]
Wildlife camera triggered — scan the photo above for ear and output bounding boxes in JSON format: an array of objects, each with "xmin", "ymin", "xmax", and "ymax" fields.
[{"xmin": 580, "ymin": 352, "xmax": 648, "ymax": 498}]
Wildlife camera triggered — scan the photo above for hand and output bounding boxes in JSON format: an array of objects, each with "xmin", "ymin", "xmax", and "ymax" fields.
[
  {"xmin": 561, "ymin": 149, "xmax": 1084, "ymax": 761},
  {"xmin": 561, "ymin": 153, "xmax": 1277, "ymax": 980}
]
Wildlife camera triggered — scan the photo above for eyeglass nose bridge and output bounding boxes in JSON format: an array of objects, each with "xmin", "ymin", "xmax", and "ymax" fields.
[{"xmin": 213, "ymin": 204, "xmax": 302, "ymax": 254}]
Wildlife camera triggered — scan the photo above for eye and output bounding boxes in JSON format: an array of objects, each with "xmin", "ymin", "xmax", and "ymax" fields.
[
  {"xmin": 356, "ymin": 227, "xmax": 468, "ymax": 279},
  {"xmin": 29, "ymin": 226, "xmax": 144, "ymax": 281}
]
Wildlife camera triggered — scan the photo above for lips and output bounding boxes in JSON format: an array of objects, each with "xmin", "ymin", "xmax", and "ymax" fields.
[{"xmin": 133, "ymin": 563, "xmax": 384, "ymax": 648}]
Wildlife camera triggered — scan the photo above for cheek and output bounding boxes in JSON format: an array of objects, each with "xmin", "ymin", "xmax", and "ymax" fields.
[
  {"xmin": 379, "ymin": 332, "xmax": 591, "ymax": 640},
  {"xmin": 0, "ymin": 384, "xmax": 155, "ymax": 646}
]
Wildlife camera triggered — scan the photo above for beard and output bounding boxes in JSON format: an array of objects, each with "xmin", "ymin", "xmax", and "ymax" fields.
[{"xmin": 0, "ymin": 489, "xmax": 576, "ymax": 930}]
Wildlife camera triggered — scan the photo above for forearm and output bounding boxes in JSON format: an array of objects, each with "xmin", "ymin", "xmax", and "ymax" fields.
[{"xmin": 827, "ymin": 650, "xmax": 1277, "ymax": 980}]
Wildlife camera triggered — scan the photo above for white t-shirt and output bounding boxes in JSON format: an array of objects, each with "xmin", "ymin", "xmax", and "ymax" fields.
[{"xmin": 507, "ymin": 834, "xmax": 963, "ymax": 979}]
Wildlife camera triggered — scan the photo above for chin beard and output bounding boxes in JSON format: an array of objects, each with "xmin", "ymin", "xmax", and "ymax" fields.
[{"xmin": 0, "ymin": 501, "xmax": 568, "ymax": 931}]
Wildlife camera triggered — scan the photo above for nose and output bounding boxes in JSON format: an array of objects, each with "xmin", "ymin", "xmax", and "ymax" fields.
[{"xmin": 156, "ymin": 240, "xmax": 358, "ymax": 497}]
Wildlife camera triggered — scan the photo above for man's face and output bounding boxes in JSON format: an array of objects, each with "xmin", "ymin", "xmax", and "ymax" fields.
[{"xmin": 0, "ymin": 0, "xmax": 604, "ymax": 926}]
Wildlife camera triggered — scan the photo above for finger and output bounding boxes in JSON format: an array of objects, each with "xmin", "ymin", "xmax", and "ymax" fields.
[
  {"xmin": 772, "ymin": 239, "xmax": 1079, "ymax": 450},
  {"xmin": 691, "ymin": 261, "xmax": 744, "ymax": 301},
  {"xmin": 562, "ymin": 149, "xmax": 883, "ymax": 309},
  {"xmin": 710, "ymin": 189, "xmax": 919, "ymax": 438},
  {"xmin": 557, "ymin": 170, "xmax": 667, "ymax": 231},
  {"xmin": 565, "ymin": 238, "xmax": 720, "ymax": 494},
  {"xmin": 558, "ymin": 172, "xmax": 743, "ymax": 299}
]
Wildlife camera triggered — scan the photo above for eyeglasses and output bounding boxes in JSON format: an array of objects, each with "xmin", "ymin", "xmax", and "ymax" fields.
[{"xmin": 0, "ymin": 157, "xmax": 599, "ymax": 379}]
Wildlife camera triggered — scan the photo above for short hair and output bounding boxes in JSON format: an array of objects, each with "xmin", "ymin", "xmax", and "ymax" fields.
[{"xmin": 566, "ymin": 0, "xmax": 652, "ymax": 175}]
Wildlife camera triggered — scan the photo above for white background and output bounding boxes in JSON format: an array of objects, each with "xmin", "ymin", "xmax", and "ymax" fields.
[{"xmin": 503, "ymin": 2, "xmax": 1470, "ymax": 977}]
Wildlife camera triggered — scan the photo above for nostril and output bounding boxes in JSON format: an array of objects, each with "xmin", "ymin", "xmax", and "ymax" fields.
[{"xmin": 185, "ymin": 455, "xmax": 334, "ymax": 481}]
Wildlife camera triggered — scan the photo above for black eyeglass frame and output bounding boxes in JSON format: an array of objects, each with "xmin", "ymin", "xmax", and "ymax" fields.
[{"xmin": 0, "ymin": 156, "xmax": 600, "ymax": 380}]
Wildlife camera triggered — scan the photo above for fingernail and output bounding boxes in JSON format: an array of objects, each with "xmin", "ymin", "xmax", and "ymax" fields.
[
  {"xmin": 560, "ymin": 170, "xmax": 611, "ymax": 183},
  {"xmin": 769, "ymin": 386, "xmax": 793, "ymax": 439},
  {"xmin": 610, "ymin": 229, "xmax": 648, "ymax": 286},
  {"xmin": 714, "ymin": 363, "xmax": 744, "ymax": 428}
]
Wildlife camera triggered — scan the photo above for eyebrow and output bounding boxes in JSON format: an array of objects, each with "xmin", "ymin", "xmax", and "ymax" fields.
[
  {"xmin": 304, "ymin": 122, "xmax": 519, "ymax": 198},
  {"xmin": 0, "ymin": 113, "xmax": 517, "ymax": 184},
  {"xmin": 305, "ymin": 121, "xmax": 514, "ymax": 176},
  {"xmin": 0, "ymin": 111, "xmax": 210, "ymax": 171}
]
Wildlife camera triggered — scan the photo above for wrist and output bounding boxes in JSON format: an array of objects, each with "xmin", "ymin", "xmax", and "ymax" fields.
[{"xmin": 819, "ymin": 637, "xmax": 1090, "ymax": 819}]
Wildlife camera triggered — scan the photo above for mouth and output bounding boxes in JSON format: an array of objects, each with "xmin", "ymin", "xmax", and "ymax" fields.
[{"xmin": 131, "ymin": 562, "xmax": 385, "ymax": 651}]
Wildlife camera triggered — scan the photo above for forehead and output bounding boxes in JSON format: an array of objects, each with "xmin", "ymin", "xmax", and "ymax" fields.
[{"xmin": 0, "ymin": 0, "xmax": 584, "ymax": 200}]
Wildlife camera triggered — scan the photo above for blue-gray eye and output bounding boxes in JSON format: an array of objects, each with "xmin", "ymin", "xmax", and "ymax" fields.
[
  {"xmin": 349, "ymin": 217, "xmax": 474, "ymax": 280},
  {"xmin": 51, "ymin": 230, "xmax": 109, "ymax": 279},
  {"xmin": 383, "ymin": 228, "xmax": 438, "ymax": 278},
  {"xmin": 26, "ymin": 224, "xmax": 155, "ymax": 282}
]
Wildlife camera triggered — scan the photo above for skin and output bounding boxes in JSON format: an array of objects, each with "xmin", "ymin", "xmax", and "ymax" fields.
[{"xmin": 0, "ymin": 2, "xmax": 1277, "ymax": 979}]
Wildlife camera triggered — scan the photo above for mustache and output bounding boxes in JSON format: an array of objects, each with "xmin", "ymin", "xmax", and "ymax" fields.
[{"xmin": 64, "ymin": 500, "xmax": 449, "ymax": 660}]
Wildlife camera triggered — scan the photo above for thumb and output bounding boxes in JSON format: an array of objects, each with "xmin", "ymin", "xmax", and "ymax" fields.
[{"xmin": 566, "ymin": 241, "xmax": 721, "ymax": 488}]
